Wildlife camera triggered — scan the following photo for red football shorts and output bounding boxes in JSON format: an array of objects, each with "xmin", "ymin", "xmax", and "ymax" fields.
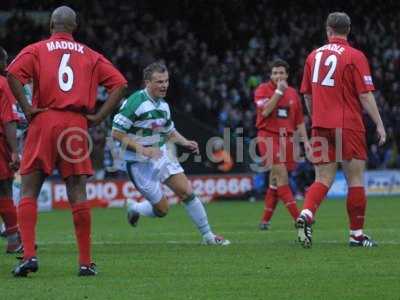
[
  {"xmin": 310, "ymin": 127, "xmax": 367, "ymax": 164},
  {"xmin": 0, "ymin": 136, "xmax": 13, "ymax": 180},
  {"xmin": 20, "ymin": 110, "xmax": 93, "ymax": 179},
  {"xmin": 257, "ymin": 130, "xmax": 297, "ymax": 171}
]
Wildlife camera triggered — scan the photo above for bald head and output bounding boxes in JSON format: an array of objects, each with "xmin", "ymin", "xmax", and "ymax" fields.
[{"xmin": 50, "ymin": 6, "xmax": 77, "ymax": 34}]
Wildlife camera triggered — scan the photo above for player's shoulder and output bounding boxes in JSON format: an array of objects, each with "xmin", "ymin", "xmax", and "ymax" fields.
[
  {"xmin": 305, "ymin": 48, "xmax": 318, "ymax": 60},
  {"xmin": 347, "ymin": 46, "xmax": 368, "ymax": 62},
  {"xmin": 123, "ymin": 90, "xmax": 148, "ymax": 112},
  {"xmin": 159, "ymin": 98, "xmax": 170, "ymax": 110},
  {"xmin": 18, "ymin": 41, "xmax": 41, "ymax": 55},
  {"xmin": 287, "ymin": 86, "xmax": 299, "ymax": 95},
  {"xmin": 254, "ymin": 82, "xmax": 269, "ymax": 96},
  {"xmin": 0, "ymin": 75, "xmax": 6, "ymax": 90}
]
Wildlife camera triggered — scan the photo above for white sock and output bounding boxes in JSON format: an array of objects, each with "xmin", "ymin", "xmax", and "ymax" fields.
[
  {"xmin": 301, "ymin": 209, "xmax": 313, "ymax": 221},
  {"xmin": 129, "ymin": 200, "xmax": 156, "ymax": 217},
  {"xmin": 350, "ymin": 229, "xmax": 363, "ymax": 237},
  {"xmin": 183, "ymin": 195, "xmax": 212, "ymax": 236}
]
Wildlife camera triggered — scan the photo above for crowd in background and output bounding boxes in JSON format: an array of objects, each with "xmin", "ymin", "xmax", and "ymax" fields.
[{"xmin": 1, "ymin": 0, "xmax": 399, "ymax": 172}]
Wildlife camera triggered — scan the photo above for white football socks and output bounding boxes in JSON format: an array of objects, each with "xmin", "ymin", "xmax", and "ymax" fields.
[
  {"xmin": 183, "ymin": 196, "xmax": 212, "ymax": 237},
  {"xmin": 129, "ymin": 200, "xmax": 156, "ymax": 217}
]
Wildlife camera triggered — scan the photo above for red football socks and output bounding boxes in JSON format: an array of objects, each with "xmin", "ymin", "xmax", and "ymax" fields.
[
  {"xmin": 72, "ymin": 202, "xmax": 91, "ymax": 266},
  {"xmin": 303, "ymin": 182, "xmax": 329, "ymax": 218},
  {"xmin": 18, "ymin": 197, "xmax": 38, "ymax": 259},
  {"xmin": 277, "ymin": 185, "xmax": 299, "ymax": 220},
  {"xmin": 0, "ymin": 196, "xmax": 18, "ymax": 235},
  {"xmin": 347, "ymin": 186, "xmax": 366, "ymax": 231},
  {"xmin": 261, "ymin": 187, "xmax": 278, "ymax": 223}
]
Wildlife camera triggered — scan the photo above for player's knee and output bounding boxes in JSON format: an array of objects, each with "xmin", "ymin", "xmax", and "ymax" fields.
[
  {"xmin": 273, "ymin": 165, "xmax": 288, "ymax": 186},
  {"xmin": 153, "ymin": 206, "xmax": 168, "ymax": 217},
  {"xmin": 346, "ymin": 173, "xmax": 364, "ymax": 186},
  {"xmin": 318, "ymin": 176, "xmax": 334, "ymax": 188}
]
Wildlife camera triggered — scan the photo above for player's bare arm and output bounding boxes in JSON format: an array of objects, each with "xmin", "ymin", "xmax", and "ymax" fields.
[
  {"xmin": 7, "ymin": 74, "xmax": 46, "ymax": 121},
  {"xmin": 262, "ymin": 79, "xmax": 287, "ymax": 117},
  {"xmin": 111, "ymin": 129, "xmax": 161, "ymax": 158},
  {"xmin": 359, "ymin": 92, "xmax": 386, "ymax": 145},
  {"xmin": 304, "ymin": 94, "xmax": 312, "ymax": 115},
  {"xmin": 296, "ymin": 122, "xmax": 312, "ymax": 160},
  {"xmin": 168, "ymin": 129, "xmax": 199, "ymax": 154},
  {"xmin": 86, "ymin": 84, "xmax": 127, "ymax": 126},
  {"xmin": 4, "ymin": 120, "xmax": 19, "ymax": 171}
]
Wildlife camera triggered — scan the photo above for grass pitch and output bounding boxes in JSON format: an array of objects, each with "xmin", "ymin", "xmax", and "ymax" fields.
[{"xmin": 1, "ymin": 197, "xmax": 399, "ymax": 300}]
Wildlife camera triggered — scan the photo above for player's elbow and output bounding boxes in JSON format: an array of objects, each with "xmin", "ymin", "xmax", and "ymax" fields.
[
  {"xmin": 6, "ymin": 73, "xmax": 19, "ymax": 88},
  {"xmin": 262, "ymin": 108, "xmax": 272, "ymax": 117},
  {"xmin": 359, "ymin": 92, "xmax": 372, "ymax": 103},
  {"xmin": 116, "ymin": 84, "xmax": 128, "ymax": 96}
]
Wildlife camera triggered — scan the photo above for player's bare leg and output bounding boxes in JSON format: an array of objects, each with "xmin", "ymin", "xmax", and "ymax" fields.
[
  {"xmin": 0, "ymin": 178, "xmax": 22, "ymax": 253},
  {"xmin": 13, "ymin": 170, "xmax": 45, "ymax": 277},
  {"xmin": 297, "ymin": 162, "xmax": 336, "ymax": 248},
  {"xmin": 260, "ymin": 170, "xmax": 278, "ymax": 230},
  {"xmin": 65, "ymin": 174, "xmax": 96, "ymax": 275},
  {"xmin": 165, "ymin": 173, "xmax": 230, "ymax": 245},
  {"xmin": 343, "ymin": 159, "xmax": 376, "ymax": 247},
  {"xmin": 274, "ymin": 164, "xmax": 299, "ymax": 221},
  {"xmin": 127, "ymin": 195, "xmax": 169, "ymax": 226}
]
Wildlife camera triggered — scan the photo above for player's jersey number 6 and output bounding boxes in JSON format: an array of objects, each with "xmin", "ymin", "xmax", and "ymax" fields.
[
  {"xmin": 312, "ymin": 52, "xmax": 337, "ymax": 87},
  {"xmin": 58, "ymin": 53, "xmax": 74, "ymax": 92}
]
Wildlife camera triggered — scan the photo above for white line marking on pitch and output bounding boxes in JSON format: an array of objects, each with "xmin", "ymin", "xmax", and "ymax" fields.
[{"xmin": 31, "ymin": 240, "xmax": 400, "ymax": 245}]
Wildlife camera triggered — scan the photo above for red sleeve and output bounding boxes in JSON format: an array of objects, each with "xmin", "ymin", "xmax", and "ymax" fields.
[
  {"xmin": 294, "ymin": 92, "xmax": 304, "ymax": 126},
  {"xmin": 352, "ymin": 51, "xmax": 375, "ymax": 94},
  {"xmin": 254, "ymin": 85, "xmax": 268, "ymax": 108},
  {"xmin": 95, "ymin": 55, "xmax": 127, "ymax": 93},
  {"xmin": 300, "ymin": 54, "xmax": 313, "ymax": 94},
  {"xmin": 6, "ymin": 45, "xmax": 36, "ymax": 85},
  {"xmin": 0, "ymin": 83, "xmax": 19, "ymax": 124}
]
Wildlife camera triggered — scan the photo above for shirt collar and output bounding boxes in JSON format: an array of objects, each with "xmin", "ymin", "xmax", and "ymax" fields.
[
  {"xmin": 267, "ymin": 80, "xmax": 277, "ymax": 89},
  {"xmin": 51, "ymin": 32, "xmax": 74, "ymax": 41},
  {"xmin": 144, "ymin": 88, "xmax": 161, "ymax": 105},
  {"xmin": 328, "ymin": 36, "xmax": 349, "ymax": 45}
]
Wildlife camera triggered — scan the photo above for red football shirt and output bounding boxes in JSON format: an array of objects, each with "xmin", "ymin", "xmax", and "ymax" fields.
[
  {"xmin": 7, "ymin": 32, "xmax": 127, "ymax": 112},
  {"xmin": 0, "ymin": 75, "xmax": 19, "ymax": 136},
  {"xmin": 254, "ymin": 81, "xmax": 304, "ymax": 134},
  {"xmin": 300, "ymin": 37, "xmax": 374, "ymax": 131}
]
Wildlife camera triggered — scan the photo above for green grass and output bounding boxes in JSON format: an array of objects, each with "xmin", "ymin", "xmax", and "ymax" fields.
[{"xmin": 1, "ymin": 197, "xmax": 400, "ymax": 300}]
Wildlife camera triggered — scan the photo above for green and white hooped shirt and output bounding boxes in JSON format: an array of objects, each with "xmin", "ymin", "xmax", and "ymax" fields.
[{"xmin": 112, "ymin": 89, "xmax": 175, "ymax": 161}]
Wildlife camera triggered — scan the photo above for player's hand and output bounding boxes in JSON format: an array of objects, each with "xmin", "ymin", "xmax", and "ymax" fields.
[
  {"xmin": 277, "ymin": 79, "xmax": 288, "ymax": 94},
  {"xmin": 376, "ymin": 124, "xmax": 386, "ymax": 146},
  {"xmin": 182, "ymin": 140, "xmax": 199, "ymax": 154},
  {"xmin": 86, "ymin": 114, "xmax": 102, "ymax": 127},
  {"xmin": 25, "ymin": 106, "xmax": 47, "ymax": 121},
  {"xmin": 9, "ymin": 152, "xmax": 20, "ymax": 171},
  {"xmin": 304, "ymin": 140, "xmax": 314, "ymax": 163},
  {"xmin": 140, "ymin": 147, "xmax": 162, "ymax": 159}
]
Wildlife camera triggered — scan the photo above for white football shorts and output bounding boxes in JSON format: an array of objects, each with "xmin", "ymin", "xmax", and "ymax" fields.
[{"xmin": 126, "ymin": 149, "xmax": 183, "ymax": 204}]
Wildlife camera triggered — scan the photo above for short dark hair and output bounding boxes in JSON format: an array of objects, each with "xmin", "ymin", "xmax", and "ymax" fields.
[
  {"xmin": 326, "ymin": 12, "xmax": 351, "ymax": 35},
  {"xmin": 271, "ymin": 59, "xmax": 289, "ymax": 73},
  {"xmin": 143, "ymin": 62, "xmax": 168, "ymax": 81}
]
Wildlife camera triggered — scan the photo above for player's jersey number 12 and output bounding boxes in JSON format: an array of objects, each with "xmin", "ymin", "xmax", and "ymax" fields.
[
  {"xmin": 58, "ymin": 53, "xmax": 74, "ymax": 92},
  {"xmin": 312, "ymin": 52, "xmax": 337, "ymax": 87}
]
